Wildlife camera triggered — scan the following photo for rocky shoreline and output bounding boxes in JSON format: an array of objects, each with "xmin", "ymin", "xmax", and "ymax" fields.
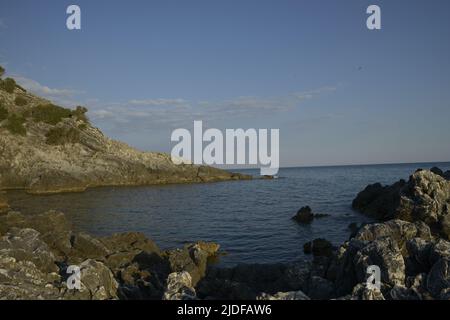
[
  {"xmin": 1, "ymin": 167, "xmax": 449, "ymax": 300},
  {"xmin": 0, "ymin": 73, "xmax": 251, "ymax": 195}
]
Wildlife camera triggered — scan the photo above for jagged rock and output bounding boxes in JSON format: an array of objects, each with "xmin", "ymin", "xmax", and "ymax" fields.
[
  {"xmin": 101, "ymin": 232, "xmax": 160, "ymax": 255},
  {"xmin": 333, "ymin": 235, "xmax": 406, "ymax": 296},
  {"xmin": 355, "ymin": 237, "xmax": 405, "ymax": 287},
  {"xmin": 406, "ymin": 273, "xmax": 429, "ymax": 298},
  {"xmin": 0, "ymin": 210, "xmax": 74, "ymax": 260},
  {"xmin": 353, "ymin": 170, "xmax": 450, "ymax": 240},
  {"xmin": 257, "ymin": 290, "xmax": 310, "ymax": 300},
  {"xmin": 429, "ymin": 239, "xmax": 450, "ymax": 265},
  {"xmin": 431, "ymin": 167, "xmax": 444, "ymax": 177},
  {"xmin": 351, "ymin": 283, "xmax": 385, "ymax": 300},
  {"xmin": 307, "ymin": 276, "xmax": 334, "ymax": 299},
  {"xmin": 0, "ymin": 228, "xmax": 58, "ymax": 273},
  {"xmin": 166, "ymin": 241, "xmax": 220, "ymax": 286},
  {"xmin": 70, "ymin": 233, "xmax": 110, "ymax": 263},
  {"xmin": 427, "ymin": 258, "xmax": 450, "ymax": 299},
  {"xmin": 62, "ymin": 259, "xmax": 119, "ymax": 300},
  {"xmin": 303, "ymin": 238, "xmax": 333, "ymax": 258},
  {"xmin": 389, "ymin": 285, "xmax": 422, "ymax": 300},
  {"xmin": 406, "ymin": 238, "xmax": 433, "ymax": 275},
  {"xmin": 0, "ymin": 228, "xmax": 61, "ymax": 299},
  {"xmin": 445, "ymin": 171, "xmax": 450, "ymax": 180},
  {"xmin": 355, "ymin": 219, "xmax": 432, "ymax": 255},
  {"xmin": 352, "ymin": 180, "xmax": 406, "ymax": 220},
  {"xmin": 197, "ymin": 262, "xmax": 309, "ymax": 300},
  {"xmin": 163, "ymin": 272, "xmax": 196, "ymax": 300}
]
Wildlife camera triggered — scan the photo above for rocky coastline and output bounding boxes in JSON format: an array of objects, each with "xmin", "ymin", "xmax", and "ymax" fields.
[
  {"xmin": 1, "ymin": 167, "xmax": 449, "ymax": 300},
  {"xmin": 0, "ymin": 75, "xmax": 251, "ymax": 195}
]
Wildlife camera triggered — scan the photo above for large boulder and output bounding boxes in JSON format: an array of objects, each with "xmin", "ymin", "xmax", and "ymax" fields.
[
  {"xmin": 0, "ymin": 227, "xmax": 61, "ymax": 299},
  {"xmin": 166, "ymin": 241, "xmax": 220, "ymax": 286},
  {"xmin": 0, "ymin": 228, "xmax": 58, "ymax": 274},
  {"xmin": 163, "ymin": 272, "xmax": 196, "ymax": 300},
  {"xmin": 0, "ymin": 210, "xmax": 73, "ymax": 259},
  {"xmin": 427, "ymin": 258, "xmax": 450, "ymax": 299},
  {"xmin": 62, "ymin": 259, "xmax": 119, "ymax": 300},
  {"xmin": 353, "ymin": 169, "xmax": 450, "ymax": 239},
  {"xmin": 353, "ymin": 237, "xmax": 406, "ymax": 287}
]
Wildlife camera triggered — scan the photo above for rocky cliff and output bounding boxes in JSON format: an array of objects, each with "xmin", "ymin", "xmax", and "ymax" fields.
[{"xmin": 0, "ymin": 73, "xmax": 250, "ymax": 194}]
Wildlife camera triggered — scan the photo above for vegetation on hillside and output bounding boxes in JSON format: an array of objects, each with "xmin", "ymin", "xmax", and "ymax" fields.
[
  {"xmin": 0, "ymin": 66, "xmax": 88, "ymax": 142},
  {"xmin": 5, "ymin": 114, "xmax": 27, "ymax": 136},
  {"xmin": 0, "ymin": 104, "xmax": 8, "ymax": 121},
  {"xmin": 45, "ymin": 127, "xmax": 81, "ymax": 145},
  {"xmin": 0, "ymin": 78, "xmax": 17, "ymax": 93},
  {"xmin": 30, "ymin": 103, "xmax": 73, "ymax": 125},
  {"xmin": 14, "ymin": 96, "xmax": 28, "ymax": 106}
]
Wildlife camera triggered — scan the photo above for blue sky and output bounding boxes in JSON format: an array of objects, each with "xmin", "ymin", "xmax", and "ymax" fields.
[{"xmin": 1, "ymin": 0, "xmax": 450, "ymax": 167}]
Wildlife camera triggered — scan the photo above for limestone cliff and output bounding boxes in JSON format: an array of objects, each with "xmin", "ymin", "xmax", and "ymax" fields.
[{"xmin": 0, "ymin": 75, "xmax": 250, "ymax": 194}]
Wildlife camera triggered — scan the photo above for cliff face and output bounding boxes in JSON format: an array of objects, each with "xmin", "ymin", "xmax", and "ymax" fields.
[{"xmin": 0, "ymin": 78, "xmax": 250, "ymax": 194}]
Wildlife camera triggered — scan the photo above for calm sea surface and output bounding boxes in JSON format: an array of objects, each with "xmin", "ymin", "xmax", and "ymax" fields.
[{"xmin": 6, "ymin": 162, "xmax": 450, "ymax": 267}]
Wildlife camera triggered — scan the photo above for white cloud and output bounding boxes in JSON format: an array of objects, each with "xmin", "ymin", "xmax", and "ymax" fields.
[
  {"xmin": 13, "ymin": 76, "xmax": 80, "ymax": 97},
  {"xmin": 128, "ymin": 98, "xmax": 187, "ymax": 106},
  {"xmin": 89, "ymin": 85, "xmax": 338, "ymax": 133}
]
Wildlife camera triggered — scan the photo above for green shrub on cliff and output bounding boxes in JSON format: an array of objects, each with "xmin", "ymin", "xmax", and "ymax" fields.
[
  {"xmin": 0, "ymin": 66, "xmax": 4, "ymax": 79},
  {"xmin": 45, "ymin": 127, "xmax": 81, "ymax": 145},
  {"xmin": 0, "ymin": 105, "xmax": 8, "ymax": 121},
  {"xmin": 73, "ymin": 106, "xmax": 89, "ymax": 123},
  {"xmin": 31, "ymin": 103, "xmax": 73, "ymax": 125},
  {"xmin": 0, "ymin": 78, "xmax": 17, "ymax": 93},
  {"xmin": 5, "ymin": 114, "xmax": 26, "ymax": 136},
  {"xmin": 14, "ymin": 96, "xmax": 28, "ymax": 106}
]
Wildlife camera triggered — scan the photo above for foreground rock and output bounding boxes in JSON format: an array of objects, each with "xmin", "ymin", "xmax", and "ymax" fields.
[
  {"xmin": 353, "ymin": 169, "xmax": 450, "ymax": 239},
  {"xmin": 0, "ymin": 210, "xmax": 220, "ymax": 300},
  {"xmin": 303, "ymin": 238, "xmax": 334, "ymax": 258}
]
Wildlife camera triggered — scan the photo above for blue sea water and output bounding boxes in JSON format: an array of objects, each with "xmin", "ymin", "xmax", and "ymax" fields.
[{"xmin": 6, "ymin": 162, "xmax": 450, "ymax": 267}]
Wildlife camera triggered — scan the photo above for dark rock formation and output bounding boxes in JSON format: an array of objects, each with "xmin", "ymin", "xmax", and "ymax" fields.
[
  {"xmin": 303, "ymin": 238, "xmax": 333, "ymax": 258},
  {"xmin": 196, "ymin": 263, "xmax": 310, "ymax": 300},
  {"xmin": 292, "ymin": 206, "xmax": 330, "ymax": 224}
]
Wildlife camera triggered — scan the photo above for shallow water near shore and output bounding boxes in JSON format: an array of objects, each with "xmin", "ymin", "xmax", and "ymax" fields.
[{"xmin": 6, "ymin": 162, "xmax": 450, "ymax": 267}]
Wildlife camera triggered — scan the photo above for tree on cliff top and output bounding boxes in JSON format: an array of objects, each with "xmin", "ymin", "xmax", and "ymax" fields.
[{"xmin": 0, "ymin": 66, "xmax": 5, "ymax": 79}]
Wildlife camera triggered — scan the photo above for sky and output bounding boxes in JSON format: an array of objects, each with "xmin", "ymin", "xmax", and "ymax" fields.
[{"xmin": 1, "ymin": 0, "xmax": 450, "ymax": 167}]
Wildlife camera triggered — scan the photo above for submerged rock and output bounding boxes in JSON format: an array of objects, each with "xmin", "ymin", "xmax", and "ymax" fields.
[{"xmin": 292, "ymin": 206, "xmax": 330, "ymax": 224}]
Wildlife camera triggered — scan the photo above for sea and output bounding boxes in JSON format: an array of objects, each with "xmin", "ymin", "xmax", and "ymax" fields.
[{"xmin": 6, "ymin": 162, "xmax": 450, "ymax": 267}]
